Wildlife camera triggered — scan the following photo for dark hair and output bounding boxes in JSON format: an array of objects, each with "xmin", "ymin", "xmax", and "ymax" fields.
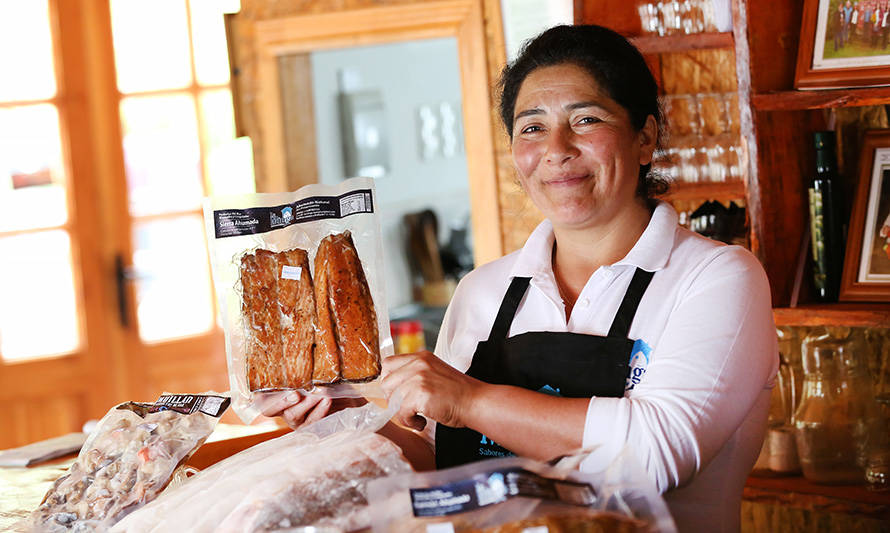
[{"xmin": 498, "ymin": 24, "xmax": 669, "ymax": 199}]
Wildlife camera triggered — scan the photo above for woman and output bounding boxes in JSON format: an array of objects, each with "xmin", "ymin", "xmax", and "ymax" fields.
[{"xmin": 268, "ymin": 25, "xmax": 777, "ymax": 532}]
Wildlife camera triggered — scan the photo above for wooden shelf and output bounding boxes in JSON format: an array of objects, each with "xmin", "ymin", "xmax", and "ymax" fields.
[
  {"xmin": 745, "ymin": 475, "xmax": 890, "ymax": 519},
  {"xmin": 773, "ymin": 303, "xmax": 890, "ymax": 327},
  {"xmin": 752, "ymin": 87, "xmax": 890, "ymax": 111},
  {"xmin": 662, "ymin": 179, "xmax": 746, "ymax": 203},
  {"xmin": 630, "ymin": 32, "xmax": 733, "ymax": 54}
]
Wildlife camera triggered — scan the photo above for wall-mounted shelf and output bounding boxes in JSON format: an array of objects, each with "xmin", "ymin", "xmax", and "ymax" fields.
[
  {"xmin": 745, "ymin": 475, "xmax": 890, "ymax": 520},
  {"xmin": 752, "ymin": 87, "xmax": 890, "ymax": 111},
  {"xmin": 773, "ymin": 303, "xmax": 890, "ymax": 328},
  {"xmin": 663, "ymin": 179, "xmax": 746, "ymax": 203},
  {"xmin": 630, "ymin": 31, "xmax": 733, "ymax": 54}
]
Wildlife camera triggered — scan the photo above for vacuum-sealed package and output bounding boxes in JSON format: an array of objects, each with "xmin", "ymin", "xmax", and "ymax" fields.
[
  {"xmin": 26, "ymin": 393, "xmax": 230, "ymax": 532},
  {"xmin": 113, "ymin": 402, "xmax": 414, "ymax": 533},
  {"xmin": 204, "ymin": 177, "xmax": 393, "ymax": 422},
  {"xmin": 367, "ymin": 448, "xmax": 677, "ymax": 533}
]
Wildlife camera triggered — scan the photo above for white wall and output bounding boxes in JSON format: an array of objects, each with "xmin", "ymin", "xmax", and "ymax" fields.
[{"xmin": 310, "ymin": 38, "xmax": 471, "ymax": 311}]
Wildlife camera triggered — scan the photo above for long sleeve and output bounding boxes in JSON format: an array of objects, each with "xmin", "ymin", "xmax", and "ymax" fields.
[{"xmin": 580, "ymin": 247, "xmax": 778, "ymax": 492}]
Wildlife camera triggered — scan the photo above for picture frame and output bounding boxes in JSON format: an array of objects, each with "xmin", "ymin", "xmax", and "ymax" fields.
[
  {"xmin": 840, "ymin": 129, "xmax": 890, "ymax": 301},
  {"xmin": 794, "ymin": 0, "xmax": 890, "ymax": 90}
]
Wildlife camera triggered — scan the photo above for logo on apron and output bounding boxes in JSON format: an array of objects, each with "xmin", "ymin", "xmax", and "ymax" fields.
[{"xmin": 626, "ymin": 339, "xmax": 651, "ymax": 391}]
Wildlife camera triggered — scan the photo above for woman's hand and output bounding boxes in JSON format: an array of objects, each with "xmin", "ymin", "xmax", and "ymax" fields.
[
  {"xmin": 260, "ymin": 392, "xmax": 366, "ymax": 430},
  {"xmin": 381, "ymin": 350, "xmax": 482, "ymax": 431}
]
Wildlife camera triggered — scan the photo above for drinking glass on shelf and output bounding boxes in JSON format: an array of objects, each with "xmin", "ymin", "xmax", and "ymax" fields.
[
  {"xmin": 703, "ymin": 136, "xmax": 727, "ymax": 182},
  {"xmin": 676, "ymin": 139, "xmax": 702, "ymax": 183},
  {"xmin": 637, "ymin": 1, "xmax": 663, "ymax": 35},
  {"xmin": 661, "ymin": 0, "xmax": 683, "ymax": 34}
]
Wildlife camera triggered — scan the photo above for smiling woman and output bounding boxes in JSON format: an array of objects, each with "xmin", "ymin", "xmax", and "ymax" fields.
[{"xmin": 376, "ymin": 24, "xmax": 778, "ymax": 533}]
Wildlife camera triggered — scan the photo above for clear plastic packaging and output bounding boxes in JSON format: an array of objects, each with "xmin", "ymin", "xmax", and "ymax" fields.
[
  {"xmin": 112, "ymin": 401, "xmax": 412, "ymax": 533},
  {"xmin": 25, "ymin": 393, "xmax": 230, "ymax": 532},
  {"xmin": 367, "ymin": 447, "xmax": 676, "ymax": 533},
  {"xmin": 203, "ymin": 177, "xmax": 393, "ymax": 423}
]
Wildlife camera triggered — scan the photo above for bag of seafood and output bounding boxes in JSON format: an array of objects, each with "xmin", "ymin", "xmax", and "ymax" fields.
[
  {"xmin": 25, "ymin": 393, "xmax": 229, "ymax": 532},
  {"xmin": 112, "ymin": 401, "xmax": 413, "ymax": 533},
  {"xmin": 367, "ymin": 447, "xmax": 677, "ymax": 533},
  {"xmin": 203, "ymin": 177, "xmax": 392, "ymax": 423}
]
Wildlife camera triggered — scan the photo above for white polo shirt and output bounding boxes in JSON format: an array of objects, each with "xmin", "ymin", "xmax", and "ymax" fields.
[{"xmin": 433, "ymin": 201, "xmax": 778, "ymax": 532}]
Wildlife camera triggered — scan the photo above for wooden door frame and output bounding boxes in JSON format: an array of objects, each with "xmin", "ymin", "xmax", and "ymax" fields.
[{"xmin": 234, "ymin": 0, "xmax": 504, "ymax": 265}]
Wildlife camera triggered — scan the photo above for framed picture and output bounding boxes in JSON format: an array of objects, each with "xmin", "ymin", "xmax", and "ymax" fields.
[
  {"xmin": 840, "ymin": 129, "xmax": 890, "ymax": 301},
  {"xmin": 794, "ymin": 0, "xmax": 890, "ymax": 89}
]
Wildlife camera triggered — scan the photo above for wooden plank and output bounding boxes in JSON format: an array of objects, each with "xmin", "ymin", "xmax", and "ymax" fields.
[
  {"xmin": 753, "ymin": 88, "xmax": 890, "ymax": 111},
  {"xmin": 742, "ymin": 0, "xmax": 802, "ymax": 93},
  {"xmin": 749, "ymin": 108, "xmax": 827, "ymax": 306},
  {"xmin": 276, "ymin": 53, "xmax": 319, "ymax": 190},
  {"xmin": 577, "ymin": 1, "xmax": 640, "ymax": 34},
  {"xmin": 662, "ymin": 180, "xmax": 746, "ymax": 203},
  {"xmin": 773, "ymin": 303, "xmax": 890, "ymax": 327},
  {"xmin": 631, "ymin": 32, "xmax": 734, "ymax": 54},
  {"xmin": 745, "ymin": 475, "xmax": 890, "ymax": 518}
]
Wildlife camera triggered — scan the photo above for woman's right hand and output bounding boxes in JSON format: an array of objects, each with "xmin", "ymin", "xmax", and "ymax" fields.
[{"xmin": 260, "ymin": 392, "xmax": 333, "ymax": 430}]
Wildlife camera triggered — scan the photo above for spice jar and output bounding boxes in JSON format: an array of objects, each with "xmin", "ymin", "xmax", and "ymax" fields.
[
  {"xmin": 391, "ymin": 320, "xmax": 425, "ymax": 355},
  {"xmin": 793, "ymin": 328, "xmax": 865, "ymax": 484}
]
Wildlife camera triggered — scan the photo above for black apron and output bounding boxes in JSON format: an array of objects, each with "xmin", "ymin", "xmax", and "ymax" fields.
[{"xmin": 435, "ymin": 267, "xmax": 654, "ymax": 469}]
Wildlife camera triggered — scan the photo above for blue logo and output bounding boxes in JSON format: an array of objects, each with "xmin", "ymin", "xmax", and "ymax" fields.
[
  {"xmin": 281, "ymin": 206, "xmax": 293, "ymax": 223},
  {"xmin": 537, "ymin": 384, "xmax": 562, "ymax": 396},
  {"xmin": 626, "ymin": 339, "xmax": 652, "ymax": 391}
]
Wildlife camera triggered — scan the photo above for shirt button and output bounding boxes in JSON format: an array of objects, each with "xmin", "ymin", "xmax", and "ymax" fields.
[{"xmin": 579, "ymin": 298, "xmax": 590, "ymax": 307}]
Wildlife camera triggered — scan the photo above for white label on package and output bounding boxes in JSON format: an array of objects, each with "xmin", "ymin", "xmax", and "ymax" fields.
[
  {"xmin": 281, "ymin": 265, "xmax": 302, "ymax": 280},
  {"xmin": 426, "ymin": 524, "xmax": 455, "ymax": 533}
]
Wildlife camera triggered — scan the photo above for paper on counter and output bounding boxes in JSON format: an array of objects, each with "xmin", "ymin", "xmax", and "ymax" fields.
[{"xmin": 0, "ymin": 433, "xmax": 86, "ymax": 467}]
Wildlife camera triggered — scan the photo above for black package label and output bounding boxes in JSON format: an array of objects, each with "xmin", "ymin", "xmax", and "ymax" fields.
[
  {"xmin": 148, "ymin": 394, "xmax": 231, "ymax": 417},
  {"xmin": 214, "ymin": 189, "xmax": 374, "ymax": 238},
  {"xmin": 409, "ymin": 467, "xmax": 596, "ymax": 517}
]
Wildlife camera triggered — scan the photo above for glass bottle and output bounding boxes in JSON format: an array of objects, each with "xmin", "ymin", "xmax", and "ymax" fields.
[
  {"xmin": 793, "ymin": 328, "xmax": 864, "ymax": 484},
  {"xmin": 807, "ymin": 131, "xmax": 844, "ymax": 302}
]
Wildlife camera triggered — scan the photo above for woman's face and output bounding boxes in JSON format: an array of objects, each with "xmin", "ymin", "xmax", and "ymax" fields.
[{"xmin": 511, "ymin": 63, "xmax": 656, "ymax": 231}]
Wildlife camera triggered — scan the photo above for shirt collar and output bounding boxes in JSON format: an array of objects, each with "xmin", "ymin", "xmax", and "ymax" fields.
[{"xmin": 509, "ymin": 200, "xmax": 678, "ymax": 278}]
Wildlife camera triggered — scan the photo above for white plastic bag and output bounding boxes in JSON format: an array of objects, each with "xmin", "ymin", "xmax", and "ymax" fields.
[
  {"xmin": 26, "ymin": 393, "xmax": 230, "ymax": 532},
  {"xmin": 113, "ymin": 401, "xmax": 412, "ymax": 533},
  {"xmin": 204, "ymin": 177, "xmax": 393, "ymax": 423},
  {"xmin": 367, "ymin": 447, "xmax": 677, "ymax": 532}
]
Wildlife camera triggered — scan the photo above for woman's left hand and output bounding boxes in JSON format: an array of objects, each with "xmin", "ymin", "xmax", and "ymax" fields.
[{"xmin": 381, "ymin": 351, "xmax": 482, "ymax": 431}]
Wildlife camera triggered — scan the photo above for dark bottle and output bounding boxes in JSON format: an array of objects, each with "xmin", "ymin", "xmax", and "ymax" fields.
[{"xmin": 807, "ymin": 131, "xmax": 844, "ymax": 301}]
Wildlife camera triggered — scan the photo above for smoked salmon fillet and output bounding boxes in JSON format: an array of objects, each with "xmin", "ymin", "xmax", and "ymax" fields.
[{"xmin": 240, "ymin": 247, "xmax": 315, "ymax": 390}]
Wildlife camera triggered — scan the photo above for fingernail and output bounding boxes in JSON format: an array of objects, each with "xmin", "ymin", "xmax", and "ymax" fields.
[{"xmin": 286, "ymin": 391, "xmax": 301, "ymax": 403}]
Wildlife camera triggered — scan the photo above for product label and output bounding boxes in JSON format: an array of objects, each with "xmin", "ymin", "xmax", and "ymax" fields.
[
  {"xmin": 808, "ymin": 187, "xmax": 827, "ymax": 292},
  {"xmin": 213, "ymin": 189, "xmax": 374, "ymax": 238},
  {"xmin": 281, "ymin": 265, "xmax": 302, "ymax": 280},
  {"xmin": 148, "ymin": 394, "xmax": 231, "ymax": 417},
  {"xmin": 409, "ymin": 468, "xmax": 596, "ymax": 517}
]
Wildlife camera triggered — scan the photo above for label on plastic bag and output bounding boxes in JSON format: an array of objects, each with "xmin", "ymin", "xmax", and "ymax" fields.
[
  {"xmin": 148, "ymin": 394, "xmax": 231, "ymax": 417},
  {"xmin": 409, "ymin": 467, "xmax": 596, "ymax": 517},
  {"xmin": 213, "ymin": 189, "xmax": 374, "ymax": 238},
  {"xmin": 281, "ymin": 265, "xmax": 302, "ymax": 280}
]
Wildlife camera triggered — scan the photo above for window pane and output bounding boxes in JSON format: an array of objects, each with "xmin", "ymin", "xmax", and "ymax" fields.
[
  {"xmin": 132, "ymin": 215, "xmax": 214, "ymax": 342},
  {"xmin": 0, "ymin": 104, "xmax": 67, "ymax": 232},
  {"xmin": 199, "ymin": 89, "xmax": 254, "ymax": 195},
  {"xmin": 189, "ymin": 0, "xmax": 231, "ymax": 86},
  {"xmin": 121, "ymin": 94, "xmax": 203, "ymax": 216},
  {"xmin": 0, "ymin": 231, "xmax": 80, "ymax": 361},
  {"xmin": 0, "ymin": 1, "xmax": 56, "ymax": 101},
  {"xmin": 110, "ymin": 0, "xmax": 192, "ymax": 93}
]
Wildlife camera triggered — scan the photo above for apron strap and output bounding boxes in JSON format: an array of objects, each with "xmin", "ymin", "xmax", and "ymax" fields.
[
  {"xmin": 486, "ymin": 277, "xmax": 531, "ymax": 341},
  {"xmin": 607, "ymin": 268, "xmax": 655, "ymax": 338}
]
